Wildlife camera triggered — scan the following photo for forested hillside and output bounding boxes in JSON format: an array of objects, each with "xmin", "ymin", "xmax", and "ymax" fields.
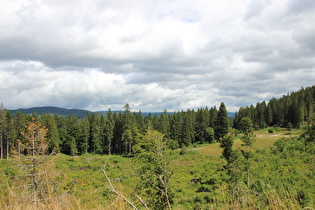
[
  {"xmin": 0, "ymin": 86, "xmax": 315, "ymax": 209},
  {"xmin": 0, "ymin": 86, "xmax": 314, "ymax": 158},
  {"xmin": 10, "ymin": 106, "xmax": 92, "ymax": 118},
  {"xmin": 234, "ymin": 86, "xmax": 315, "ymax": 129}
]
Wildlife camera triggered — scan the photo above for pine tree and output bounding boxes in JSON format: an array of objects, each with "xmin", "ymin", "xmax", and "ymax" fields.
[
  {"xmin": 40, "ymin": 114, "xmax": 60, "ymax": 153},
  {"xmin": 65, "ymin": 115, "xmax": 80, "ymax": 155},
  {"xmin": 0, "ymin": 103, "xmax": 6, "ymax": 159},
  {"xmin": 215, "ymin": 102, "xmax": 229, "ymax": 141},
  {"xmin": 5, "ymin": 111, "xmax": 17, "ymax": 158},
  {"xmin": 79, "ymin": 114, "xmax": 90, "ymax": 154},
  {"xmin": 195, "ymin": 108, "xmax": 207, "ymax": 143},
  {"xmin": 104, "ymin": 109, "xmax": 114, "ymax": 155},
  {"xmin": 90, "ymin": 113, "xmax": 102, "ymax": 154},
  {"xmin": 181, "ymin": 110, "xmax": 195, "ymax": 146}
]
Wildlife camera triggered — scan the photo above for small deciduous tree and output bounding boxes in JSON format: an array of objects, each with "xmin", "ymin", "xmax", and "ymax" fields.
[{"xmin": 134, "ymin": 129, "xmax": 172, "ymax": 209}]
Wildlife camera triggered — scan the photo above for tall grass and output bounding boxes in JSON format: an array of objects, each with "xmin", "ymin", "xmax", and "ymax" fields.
[{"xmin": 0, "ymin": 128, "xmax": 313, "ymax": 209}]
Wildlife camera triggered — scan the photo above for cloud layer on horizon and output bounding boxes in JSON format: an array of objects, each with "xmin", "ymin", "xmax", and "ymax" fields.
[{"xmin": 0, "ymin": 0, "xmax": 314, "ymax": 112}]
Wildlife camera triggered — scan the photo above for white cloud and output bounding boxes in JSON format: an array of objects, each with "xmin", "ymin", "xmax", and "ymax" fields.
[{"xmin": 0, "ymin": 0, "xmax": 314, "ymax": 112}]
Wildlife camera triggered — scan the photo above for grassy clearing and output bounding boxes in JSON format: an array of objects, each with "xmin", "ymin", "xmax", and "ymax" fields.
[
  {"xmin": 188, "ymin": 127, "xmax": 302, "ymax": 156},
  {"xmin": 1, "ymin": 128, "xmax": 313, "ymax": 209}
]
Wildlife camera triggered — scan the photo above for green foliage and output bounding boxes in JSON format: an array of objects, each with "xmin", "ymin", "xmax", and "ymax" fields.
[
  {"xmin": 234, "ymin": 86, "xmax": 315, "ymax": 129},
  {"xmin": 179, "ymin": 146, "xmax": 187, "ymax": 155},
  {"xmin": 239, "ymin": 117, "xmax": 255, "ymax": 148},
  {"xmin": 134, "ymin": 130, "xmax": 172, "ymax": 209},
  {"xmin": 205, "ymin": 127, "xmax": 215, "ymax": 143},
  {"xmin": 220, "ymin": 135, "xmax": 234, "ymax": 164},
  {"xmin": 1, "ymin": 128, "xmax": 315, "ymax": 209},
  {"xmin": 302, "ymin": 115, "xmax": 315, "ymax": 144},
  {"xmin": 215, "ymin": 102, "xmax": 229, "ymax": 141}
]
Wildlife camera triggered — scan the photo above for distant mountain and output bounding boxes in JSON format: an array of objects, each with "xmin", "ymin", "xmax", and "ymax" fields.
[
  {"xmin": 9, "ymin": 106, "xmax": 92, "ymax": 118},
  {"xmin": 9, "ymin": 106, "xmax": 236, "ymax": 119},
  {"xmin": 99, "ymin": 110, "xmax": 236, "ymax": 118}
]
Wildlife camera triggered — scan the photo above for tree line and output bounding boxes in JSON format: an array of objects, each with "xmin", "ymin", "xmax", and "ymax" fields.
[
  {"xmin": 0, "ymin": 85, "xmax": 314, "ymax": 158},
  {"xmin": 234, "ymin": 86, "xmax": 315, "ymax": 129},
  {"xmin": 0, "ymin": 102, "xmax": 229, "ymax": 158}
]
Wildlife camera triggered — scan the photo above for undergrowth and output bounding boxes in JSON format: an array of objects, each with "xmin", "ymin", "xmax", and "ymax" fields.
[{"xmin": 0, "ymin": 128, "xmax": 314, "ymax": 209}]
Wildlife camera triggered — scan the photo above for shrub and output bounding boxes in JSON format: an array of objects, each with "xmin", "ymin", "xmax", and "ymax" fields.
[{"xmin": 180, "ymin": 147, "xmax": 188, "ymax": 155}]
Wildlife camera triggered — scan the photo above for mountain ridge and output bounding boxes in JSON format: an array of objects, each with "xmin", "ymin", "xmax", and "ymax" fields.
[
  {"xmin": 9, "ymin": 106, "xmax": 92, "ymax": 118},
  {"xmin": 8, "ymin": 106, "xmax": 236, "ymax": 118}
]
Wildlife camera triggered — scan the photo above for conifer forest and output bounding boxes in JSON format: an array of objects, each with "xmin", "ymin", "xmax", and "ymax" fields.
[{"xmin": 0, "ymin": 85, "xmax": 315, "ymax": 209}]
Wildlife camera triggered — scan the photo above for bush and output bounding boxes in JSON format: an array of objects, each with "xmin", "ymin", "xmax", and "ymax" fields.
[
  {"xmin": 180, "ymin": 147, "xmax": 188, "ymax": 155},
  {"xmin": 268, "ymin": 128, "xmax": 274, "ymax": 133}
]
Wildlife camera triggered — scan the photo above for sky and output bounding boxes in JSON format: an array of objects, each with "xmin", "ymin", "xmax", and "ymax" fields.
[{"xmin": 0, "ymin": 0, "xmax": 314, "ymax": 112}]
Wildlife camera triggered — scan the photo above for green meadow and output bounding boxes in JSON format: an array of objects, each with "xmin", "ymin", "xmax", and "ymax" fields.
[{"xmin": 1, "ymin": 127, "xmax": 314, "ymax": 209}]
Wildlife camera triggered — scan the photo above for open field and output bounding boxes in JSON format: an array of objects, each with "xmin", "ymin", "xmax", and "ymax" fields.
[
  {"xmin": 191, "ymin": 127, "xmax": 300, "ymax": 156},
  {"xmin": 1, "ymin": 128, "xmax": 314, "ymax": 209}
]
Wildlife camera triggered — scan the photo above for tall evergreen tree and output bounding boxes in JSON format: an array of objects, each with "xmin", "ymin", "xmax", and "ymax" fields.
[
  {"xmin": 215, "ymin": 102, "xmax": 229, "ymax": 141},
  {"xmin": 79, "ymin": 114, "xmax": 90, "ymax": 154},
  {"xmin": 104, "ymin": 109, "xmax": 114, "ymax": 155},
  {"xmin": 90, "ymin": 113, "xmax": 102, "ymax": 154},
  {"xmin": 195, "ymin": 108, "xmax": 207, "ymax": 143},
  {"xmin": 64, "ymin": 115, "xmax": 80, "ymax": 155},
  {"xmin": 181, "ymin": 110, "xmax": 195, "ymax": 146},
  {"xmin": 0, "ymin": 103, "xmax": 6, "ymax": 159},
  {"xmin": 5, "ymin": 111, "xmax": 16, "ymax": 158}
]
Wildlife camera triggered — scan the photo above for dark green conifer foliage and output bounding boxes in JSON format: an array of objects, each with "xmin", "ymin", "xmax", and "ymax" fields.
[
  {"xmin": 234, "ymin": 86, "xmax": 315, "ymax": 129},
  {"xmin": 209, "ymin": 106, "xmax": 218, "ymax": 128},
  {"xmin": 170, "ymin": 112, "xmax": 184, "ymax": 144},
  {"xmin": 0, "ymin": 103, "xmax": 6, "ymax": 159},
  {"xmin": 157, "ymin": 109, "xmax": 171, "ymax": 138},
  {"xmin": 181, "ymin": 110, "xmax": 195, "ymax": 146},
  {"xmin": 304, "ymin": 114, "xmax": 315, "ymax": 144},
  {"xmin": 205, "ymin": 127, "xmax": 215, "ymax": 143},
  {"xmin": 220, "ymin": 134, "xmax": 234, "ymax": 164},
  {"xmin": 90, "ymin": 113, "xmax": 102, "ymax": 154},
  {"xmin": 104, "ymin": 109, "xmax": 114, "ymax": 155},
  {"xmin": 195, "ymin": 108, "xmax": 208, "ymax": 143},
  {"xmin": 65, "ymin": 115, "xmax": 80, "ymax": 156},
  {"xmin": 122, "ymin": 103, "xmax": 136, "ymax": 155},
  {"xmin": 15, "ymin": 111, "xmax": 28, "ymax": 149},
  {"xmin": 113, "ymin": 112, "xmax": 123, "ymax": 154},
  {"xmin": 79, "ymin": 114, "xmax": 90, "ymax": 154},
  {"xmin": 5, "ymin": 111, "xmax": 17, "ymax": 158},
  {"xmin": 40, "ymin": 113, "xmax": 61, "ymax": 153},
  {"xmin": 215, "ymin": 102, "xmax": 229, "ymax": 141}
]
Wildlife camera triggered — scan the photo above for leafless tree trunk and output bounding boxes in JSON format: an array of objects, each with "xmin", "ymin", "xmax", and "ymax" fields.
[
  {"xmin": 102, "ymin": 157, "xmax": 147, "ymax": 209},
  {"xmin": 0, "ymin": 134, "xmax": 3, "ymax": 159}
]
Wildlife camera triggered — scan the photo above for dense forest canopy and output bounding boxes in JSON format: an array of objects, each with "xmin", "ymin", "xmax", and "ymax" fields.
[
  {"xmin": 0, "ymin": 86, "xmax": 314, "ymax": 158},
  {"xmin": 234, "ymin": 86, "xmax": 315, "ymax": 129}
]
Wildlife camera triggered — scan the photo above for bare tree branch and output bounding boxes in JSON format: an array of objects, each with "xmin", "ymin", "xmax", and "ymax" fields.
[
  {"xmin": 134, "ymin": 194, "xmax": 149, "ymax": 210},
  {"xmin": 101, "ymin": 157, "xmax": 139, "ymax": 210}
]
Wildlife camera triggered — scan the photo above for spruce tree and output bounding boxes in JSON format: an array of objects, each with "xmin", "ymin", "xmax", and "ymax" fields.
[{"xmin": 215, "ymin": 102, "xmax": 229, "ymax": 141}]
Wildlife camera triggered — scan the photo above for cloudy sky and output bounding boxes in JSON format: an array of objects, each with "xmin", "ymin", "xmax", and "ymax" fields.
[{"xmin": 0, "ymin": 0, "xmax": 314, "ymax": 112}]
